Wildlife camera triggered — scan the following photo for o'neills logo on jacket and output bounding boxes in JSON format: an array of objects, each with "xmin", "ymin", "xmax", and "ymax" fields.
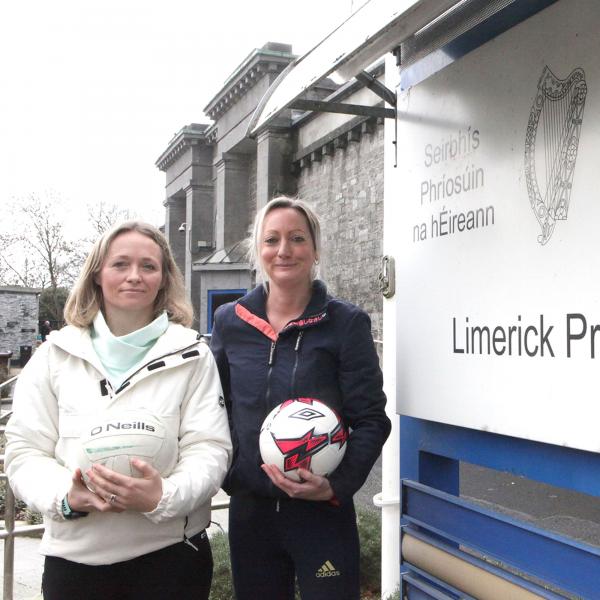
[{"xmin": 90, "ymin": 421, "xmax": 156, "ymax": 436}]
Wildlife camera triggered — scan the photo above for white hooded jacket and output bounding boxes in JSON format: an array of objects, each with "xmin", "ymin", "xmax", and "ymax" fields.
[{"xmin": 5, "ymin": 322, "xmax": 232, "ymax": 565}]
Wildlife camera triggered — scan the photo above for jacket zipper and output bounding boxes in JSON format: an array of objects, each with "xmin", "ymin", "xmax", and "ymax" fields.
[
  {"xmin": 264, "ymin": 338, "xmax": 280, "ymax": 512},
  {"xmin": 290, "ymin": 331, "xmax": 304, "ymax": 399},
  {"xmin": 183, "ymin": 516, "xmax": 199, "ymax": 550},
  {"xmin": 274, "ymin": 331, "xmax": 304, "ymax": 514},
  {"xmin": 102, "ymin": 378, "xmax": 115, "ymax": 401},
  {"xmin": 264, "ymin": 340, "xmax": 277, "ymax": 413},
  {"xmin": 112, "ymin": 340, "xmax": 202, "ymax": 395}
]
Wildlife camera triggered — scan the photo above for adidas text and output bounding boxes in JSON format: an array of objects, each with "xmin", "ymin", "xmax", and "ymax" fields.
[{"xmin": 316, "ymin": 561, "xmax": 340, "ymax": 578}]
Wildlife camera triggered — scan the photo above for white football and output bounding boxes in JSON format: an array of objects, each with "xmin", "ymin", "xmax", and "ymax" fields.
[
  {"xmin": 79, "ymin": 409, "xmax": 178, "ymax": 482},
  {"xmin": 259, "ymin": 398, "xmax": 348, "ymax": 482}
]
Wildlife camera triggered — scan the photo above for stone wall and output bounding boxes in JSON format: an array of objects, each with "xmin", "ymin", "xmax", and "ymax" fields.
[
  {"xmin": 296, "ymin": 122, "xmax": 385, "ymax": 342},
  {"xmin": 157, "ymin": 47, "xmax": 386, "ymax": 352},
  {"xmin": 248, "ymin": 153, "xmax": 257, "ymax": 233},
  {"xmin": 0, "ymin": 287, "xmax": 40, "ymax": 360}
]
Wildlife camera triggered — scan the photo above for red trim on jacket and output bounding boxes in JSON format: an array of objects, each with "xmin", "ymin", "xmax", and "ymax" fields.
[{"xmin": 235, "ymin": 303, "xmax": 277, "ymax": 342}]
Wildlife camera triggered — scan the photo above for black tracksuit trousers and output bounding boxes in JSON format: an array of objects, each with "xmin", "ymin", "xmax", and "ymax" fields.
[
  {"xmin": 41, "ymin": 530, "xmax": 212, "ymax": 600},
  {"xmin": 229, "ymin": 493, "xmax": 360, "ymax": 600}
]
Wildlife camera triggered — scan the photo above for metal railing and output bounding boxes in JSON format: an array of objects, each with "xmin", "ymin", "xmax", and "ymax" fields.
[
  {"xmin": 1, "ymin": 458, "xmax": 45, "ymax": 600},
  {"xmin": 0, "ymin": 375, "xmax": 17, "ymax": 432},
  {"xmin": 0, "ymin": 374, "xmax": 231, "ymax": 600},
  {"xmin": 1, "ymin": 373, "xmax": 36, "ymax": 600}
]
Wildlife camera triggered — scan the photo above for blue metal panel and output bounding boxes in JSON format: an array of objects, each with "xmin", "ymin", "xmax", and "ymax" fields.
[
  {"xmin": 403, "ymin": 572, "xmax": 460, "ymax": 600},
  {"xmin": 418, "ymin": 452, "xmax": 459, "ymax": 496},
  {"xmin": 402, "ymin": 480, "xmax": 600, "ymax": 598},
  {"xmin": 403, "ymin": 567, "xmax": 471, "ymax": 599},
  {"xmin": 401, "ymin": 415, "xmax": 600, "ymax": 497},
  {"xmin": 400, "ymin": 0, "xmax": 559, "ymax": 89}
]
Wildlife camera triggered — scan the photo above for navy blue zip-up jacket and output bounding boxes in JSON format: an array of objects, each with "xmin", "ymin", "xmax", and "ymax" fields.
[{"xmin": 210, "ymin": 280, "xmax": 391, "ymax": 504}]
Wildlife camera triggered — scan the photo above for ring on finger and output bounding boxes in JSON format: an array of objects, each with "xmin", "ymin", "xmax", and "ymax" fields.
[{"xmin": 109, "ymin": 493, "xmax": 117, "ymax": 504}]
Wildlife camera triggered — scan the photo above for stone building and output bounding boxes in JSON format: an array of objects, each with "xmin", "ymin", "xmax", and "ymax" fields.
[
  {"xmin": 156, "ymin": 42, "xmax": 386, "ymax": 341},
  {"xmin": 0, "ymin": 286, "xmax": 40, "ymax": 362}
]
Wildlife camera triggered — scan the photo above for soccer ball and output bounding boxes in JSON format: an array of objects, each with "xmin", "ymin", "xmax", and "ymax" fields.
[
  {"xmin": 259, "ymin": 398, "xmax": 348, "ymax": 482},
  {"xmin": 79, "ymin": 409, "xmax": 178, "ymax": 483}
]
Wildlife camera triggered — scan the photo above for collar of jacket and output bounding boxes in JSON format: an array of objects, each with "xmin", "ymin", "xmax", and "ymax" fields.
[
  {"xmin": 236, "ymin": 279, "xmax": 330, "ymax": 341},
  {"xmin": 46, "ymin": 322, "xmax": 202, "ymax": 394}
]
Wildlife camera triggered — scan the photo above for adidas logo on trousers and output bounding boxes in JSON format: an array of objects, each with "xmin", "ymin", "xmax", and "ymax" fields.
[{"xmin": 316, "ymin": 560, "xmax": 340, "ymax": 577}]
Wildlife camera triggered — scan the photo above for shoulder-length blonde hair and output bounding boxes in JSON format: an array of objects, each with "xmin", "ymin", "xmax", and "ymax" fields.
[
  {"xmin": 249, "ymin": 195, "xmax": 322, "ymax": 284},
  {"xmin": 64, "ymin": 221, "xmax": 193, "ymax": 328}
]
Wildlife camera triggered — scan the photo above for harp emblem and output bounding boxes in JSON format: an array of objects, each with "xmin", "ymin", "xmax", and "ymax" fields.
[{"xmin": 524, "ymin": 66, "xmax": 587, "ymax": 245}]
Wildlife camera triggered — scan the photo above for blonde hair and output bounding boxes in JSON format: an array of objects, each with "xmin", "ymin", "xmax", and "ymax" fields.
[
  {"xmin": 249, "ymin": 195, "xmax": 322, "ymax": 284},
  {"xmin": 64, "ymin": 221, "xmax": 193, "ymax": 328}
]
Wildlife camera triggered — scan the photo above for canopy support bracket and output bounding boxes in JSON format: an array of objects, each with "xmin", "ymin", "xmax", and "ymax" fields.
[
  {"xmin": 289, "ymin": 99, "xmax": 395, "ymax": 119},
  {"xmin": 355, "ymin": 71, "xmax": 397, "ymax": 106}
]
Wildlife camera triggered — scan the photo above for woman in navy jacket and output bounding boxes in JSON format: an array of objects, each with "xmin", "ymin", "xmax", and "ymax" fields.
[{"xmin": 210, "ymin": 196, "xmax": 391, "ymax": 600}]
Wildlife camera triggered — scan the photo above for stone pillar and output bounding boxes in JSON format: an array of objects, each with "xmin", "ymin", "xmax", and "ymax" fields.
[
  {"xmin": 184, "ymin": 183, "xmax": 213, "ymax": 308},
  {"xmin": 215, "ymin": 152, "xmax": 251, "ymax": 249},
  {"xmin": 256, "ymin": 129, "xmax": 296, "ymax": 210},
  {"xmin": 164, "ymin": 195, "xmax": 186, "ymax": 278}
]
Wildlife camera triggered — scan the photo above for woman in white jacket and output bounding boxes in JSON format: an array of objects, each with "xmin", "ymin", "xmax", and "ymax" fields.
[{"xmin": 5, "ymin": 221, "xmax": 232, "ymax": 600}]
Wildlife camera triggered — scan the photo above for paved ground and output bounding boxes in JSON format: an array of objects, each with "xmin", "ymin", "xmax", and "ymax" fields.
[
  {"xmin": 461, "ymin": 462, "xmax": 600, "ymax": 547},
  {"xmin": 0, "ymin": 536, "xmax": 43, "ymax": 600}
]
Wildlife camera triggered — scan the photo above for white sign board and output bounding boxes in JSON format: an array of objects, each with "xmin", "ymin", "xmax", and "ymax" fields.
[{"xmin": 393, "ymin": 0, "xmax": 600, "ymax": 452}]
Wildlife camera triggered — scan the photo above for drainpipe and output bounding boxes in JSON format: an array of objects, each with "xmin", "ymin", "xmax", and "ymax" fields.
[{"xmin": 374, "ymin": 332, "xmax": 400, "ymax": 597}]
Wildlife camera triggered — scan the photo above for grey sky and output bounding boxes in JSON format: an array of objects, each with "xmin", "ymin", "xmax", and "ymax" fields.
[{"xmin": 1, "ymin": 0, "xmax": 357, "ymax": 231}]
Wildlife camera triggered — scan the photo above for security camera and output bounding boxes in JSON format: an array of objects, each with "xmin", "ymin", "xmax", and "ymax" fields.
[{"xmin": 178, "ymin": 222, "xmax": 187, "ymax": 232}]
